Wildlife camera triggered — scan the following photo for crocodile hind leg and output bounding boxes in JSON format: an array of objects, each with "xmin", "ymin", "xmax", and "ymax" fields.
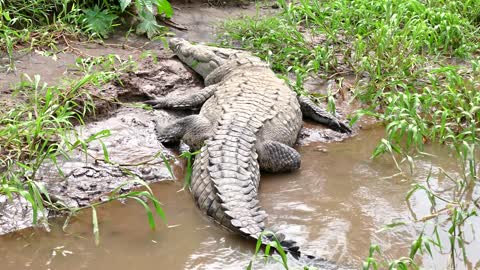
[
  {"xmin": 155, "ymin": 115, "xmax": 212, "ymax": 150},
  {"xmin": 297, "ymin": 95, "xmax": 352, "ymax": 133},
  {"xmin": 145, "ymin": 84, "xmax": 217, "ymax": 110},
  {"xmin": 256, "ymin": 140, "xmax": 301, "ymax": 173}
]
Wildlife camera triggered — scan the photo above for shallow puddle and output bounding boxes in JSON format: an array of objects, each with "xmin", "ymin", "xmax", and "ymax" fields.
[{"xmin": 0, "ymin": 128, "xmax": 478, "ymax": 269}]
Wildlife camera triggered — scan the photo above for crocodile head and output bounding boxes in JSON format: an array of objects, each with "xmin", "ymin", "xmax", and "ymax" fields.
[{"xmin": 168, "ymin": 38, "xmax": 243, "ymax": 78}]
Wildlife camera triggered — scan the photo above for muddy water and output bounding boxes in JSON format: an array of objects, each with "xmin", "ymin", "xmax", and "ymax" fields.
[{"xmin": 0, "ymin": 128, "xmax": 478, "ymax": 269}]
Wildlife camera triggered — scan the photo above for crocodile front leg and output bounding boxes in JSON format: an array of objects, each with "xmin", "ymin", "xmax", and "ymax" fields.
[
  {"xmin": 297, "ymin": 95, "xmax": 352, "ymax": 133},
  {"xmin": 256, "ymin": 140, "xmax": 301, "ymax": 173},
  {"xmin": 145, "ymin": 84, "xmax": 217, "ymax": 110},
  {"xmin": 155, "ymin": 115, "xmax": 212, "ymax": 150}
]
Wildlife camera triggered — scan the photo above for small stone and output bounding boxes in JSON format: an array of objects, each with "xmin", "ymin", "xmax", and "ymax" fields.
[
  {"xmin": 315, "ymin": 147, "xmax": 328, "ymax": 153},
  {"xmin": 139, "ymin": 166, "xmax": 152, "ymax": 175}
]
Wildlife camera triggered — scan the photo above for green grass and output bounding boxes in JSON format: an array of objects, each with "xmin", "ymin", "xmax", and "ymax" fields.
[
  {"xmin": 247, "ymin": 231, "xmax": 301, "ymax": 270},
  {"xmin": 219, "ymin": 0, "xmax": 480, "ymax": 268},
  {"xmin": 0, "ymin": 0, "xmax": 173, "ymax": 71}
]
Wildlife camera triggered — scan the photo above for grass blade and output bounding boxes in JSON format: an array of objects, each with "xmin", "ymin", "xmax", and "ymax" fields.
[{"xmin": 91, "ymin": 206, "xmax": 100, "ymax": 246}]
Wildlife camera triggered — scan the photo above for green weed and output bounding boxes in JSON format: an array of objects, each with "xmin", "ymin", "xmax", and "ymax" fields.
[
  {"xmin": 247, "ymin": 231, "xmax": 290, "ymax": 270},
  {"xmin": 363, "ymin": 243, "xmax": 419, "ymax": 270},
  {"xmin": 66, "ymin": 179, "xmax": 167, "ymax": 245},
  {"xmin": 220, "ymin": 0, "xmax": 480, "ymax": 138},
  {"xmin": 179, "ymin": 149, "xmax": 201, "ymax": 190}
]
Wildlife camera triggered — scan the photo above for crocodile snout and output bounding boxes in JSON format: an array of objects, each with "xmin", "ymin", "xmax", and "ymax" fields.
[{"xmin": 168, "ymin": 38, "xmax": 186, "ymax": 52}]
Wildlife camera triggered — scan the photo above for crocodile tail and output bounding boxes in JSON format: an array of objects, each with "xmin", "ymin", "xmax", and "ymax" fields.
[
  {"xmin": 267, "ymin": 233, "xmax": 340, "ymax": 269},
  {"xmin": 190, "ymin": 113, "xmax": 266, "ymax": 237},
  {"xmin": 190, "ymin": 112, "xmax": 325, "ymax": 265},
  {"xmin": 282, "ymin": 241, "xmax": 302, "ymax": 259},
  {"xmin": 263, "ymin": 231, "xmax": 317, "ymax": 260}
]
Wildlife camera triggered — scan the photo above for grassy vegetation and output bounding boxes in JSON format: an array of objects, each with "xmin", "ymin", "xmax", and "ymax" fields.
[
  {"xmin": 219, "ymin": 0, "xmax": 480, "ymax": 268},
  {"xmin": 0, "ymin": 0, "xmax": 172, "ymax": 71}
]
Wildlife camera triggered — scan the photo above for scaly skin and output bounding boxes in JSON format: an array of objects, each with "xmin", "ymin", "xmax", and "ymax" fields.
[
  {"xmin": 191, "ymin": 56, "xmax": 303, "ymax": 238},
  {"xmin": 147, "ymin": 38, "xmax": 351, "ymax": 264}
]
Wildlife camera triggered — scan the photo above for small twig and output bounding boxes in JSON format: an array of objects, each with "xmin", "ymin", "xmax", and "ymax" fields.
[
  {"xmin": 379, "ymin": 172, "xmax": 404, "ymax": 180},
  {"xmin": 474, "ymin": 197, "xmax": 480, "ymax": 209},
  {"xmin": 61, "ymin": 34, "xmax": 93, "ymax": 58},
  {"xmin": 83, "ymin": 150, "xmax": 167, "ymax": 167},
  {"xmin": 99, "ymin": 35, "xmax": 155, "ymax": 50},
  {"xmin": 415, "ymin": 207, "xmax": 449, "ymax": 222},
  {"xmin": 327, "ymin": 70, "xmax": 353, "ymax": 80},
  {"xmin": 157, "ymin": 17, "xmax": 188, "ymax": 31},
  {"xmin": 90, "ymin": 41, "xmax": 146, "ymax": 52}
]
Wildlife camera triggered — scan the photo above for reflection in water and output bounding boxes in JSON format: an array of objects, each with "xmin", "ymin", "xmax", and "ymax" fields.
[{"xmin": 0, "ymin": 128, "xmax": 478, "ymax": 269}]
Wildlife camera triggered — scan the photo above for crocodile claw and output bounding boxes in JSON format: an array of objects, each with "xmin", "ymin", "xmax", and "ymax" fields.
[
  {"xmin": 144, "ymin": 98, "xmax": 167, "ymax": 109},
  {"xmin": 330, "ymin": 119, "xmax": 352, "ymax": 134},
  {"xmin": 144, "ymin": 99, "xmax": 158, "ymax": 105}
]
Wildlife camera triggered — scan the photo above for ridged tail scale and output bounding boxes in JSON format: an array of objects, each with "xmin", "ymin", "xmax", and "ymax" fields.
[
  {"xmin": 191, "ymin": 108, "xmax": 304, "ymax": 259},
  {"xmin": 191, "ymin": 110, "xmax": 265, "ymax": 237}
]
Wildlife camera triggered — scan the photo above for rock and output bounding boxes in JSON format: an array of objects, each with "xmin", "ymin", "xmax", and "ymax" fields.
[{"xmin": 315, "ymin": 147, "xmax": 328, "ymax": 153}]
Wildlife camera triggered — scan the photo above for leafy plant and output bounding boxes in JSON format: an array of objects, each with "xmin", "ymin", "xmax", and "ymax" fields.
[
  {"xmin": 0, "ymin": 0, "xmax": 173, "ymax": 69},
  {"xmin": 119, "ymin": 0, "xmax": 173, "ymax": 38},
  {"xmin": 136, "ymin": 10, "xmax": 163, "ymax": 39},
  {"xmin": 82, "ymin": 5, "xmax": 118, "ymax": 38}
]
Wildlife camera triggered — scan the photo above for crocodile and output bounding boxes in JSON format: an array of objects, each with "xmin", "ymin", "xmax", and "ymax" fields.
[{"xmin": 146, "ymin": 38, "xmax": 351, "ymax": 262}]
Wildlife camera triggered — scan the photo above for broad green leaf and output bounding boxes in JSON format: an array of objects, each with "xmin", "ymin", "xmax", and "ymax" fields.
[
  {"xmin": 136, "ymin": 0, "xmax": 154, "ymax": 14},
  {"xmin": 99, "ymin": 139, "xmax": 110, "ymax": 163},
  {"xmin": 119, "ymin": 0, "xmax": 132, "ymax": 12},
  {"xmin": 150, "ymin": 197, "xmax": 167, "ymax": 223},
  {"xmin": 136, "ymin": 11, "xmax": 163, "ymax": 39},
  {"xmin": 156, "ymin": 0, "xmax": 173, "ymax": 18},
  {"xmin": 160, "ymin": 152, "xmax": 174, "ymax": 179}
]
